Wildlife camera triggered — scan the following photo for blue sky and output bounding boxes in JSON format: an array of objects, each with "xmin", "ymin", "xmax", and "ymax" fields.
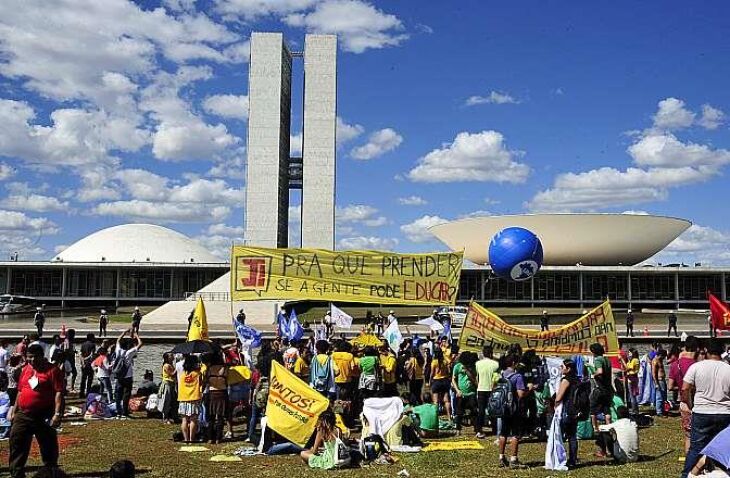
[{"xmin": 1, "ymin": 0, "xmax": 729, "ymax": 263}]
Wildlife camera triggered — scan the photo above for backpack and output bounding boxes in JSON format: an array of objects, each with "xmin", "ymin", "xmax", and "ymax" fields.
[
  {"xmin": 565, "ymin": 380, "xmax": 591, "ymax": 421},
  {"xmin": 254, "ymin": 378, "xmax": 269, "ymax": 409},
  {"xmin": 488, "ymin": 373, "xmax": 516, "ymax": 418},
  {"xmin": 111, "ymin": 350, "xmax": 129, "ymax": 379},
  {"xmin": 312, "ymin": 356, "xmax": 332, "ymax": 393},
  {"xmin": 359, "ymin": 433, "xmax": 389, "ymax": 461},
  {"xmin": 334, "ymin": 430, "xmax": 352, "ymax": 468}
]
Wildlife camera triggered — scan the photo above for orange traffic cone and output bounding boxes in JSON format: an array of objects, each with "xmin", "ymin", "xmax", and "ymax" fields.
[{"xmin": 643, "ymin": 326, "xmax": 650, "ymax": 337}]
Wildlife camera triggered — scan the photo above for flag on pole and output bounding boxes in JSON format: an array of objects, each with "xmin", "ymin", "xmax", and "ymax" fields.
[
  {"xmin": 330, "ymin": 304, "xmax": 353, "ymax": 329},
  {"xmin": 288, "ymin": 309, "xmax": 304, "ymax": 341},
  {"xmin": 233, "ymin": 318, "xmax": 262, "ymax": 348},
  {"xmin": 415, "ymin": 317, "xmax": 444, "ymax": 332},
  {"xmin": 709, "ymin": 292, "xmax": 730, "ymax": 330},
  {"xmin": 187, "ymin": 297, "xmax": 209, "ymax": 341},
  {"xmin": 384, "ymin": 319, "xmax": 403, "ymax": 353},
  {"xmin": 276, "ymin": 309, "xmax": 289, "ymax": 338}
]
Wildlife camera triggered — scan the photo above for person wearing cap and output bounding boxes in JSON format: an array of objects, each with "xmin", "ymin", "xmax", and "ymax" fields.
[
  {"xmin": 540, "ymin": 310, "xmax": 549, "ymax": 332},
  {"xmin": 131, "ymin": 306, "xmax": 143, "ymax": 335},
  {"xmin": 99, "ymin": 310, "xmax": 108, "ymax": 338},
  {"xmin": 626, "ymin": 309, "xmax": 635, "ymax": 337},
  {"xmin": 33, "ymin": 307, "xmax": 45, "ymax": 338},
  {"xmin": 8, "ymin": 343, "xmax": 64, "ymax": 478}
]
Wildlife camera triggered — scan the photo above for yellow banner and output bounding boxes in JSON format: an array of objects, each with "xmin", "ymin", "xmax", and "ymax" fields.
[
  {"xmin": 458, "ymin": 301, "xmax": 619, "ymax": 357},
  {"xmin": 266, "ymin": 361, "xmax": 330, "ymax": 446},
  {"xmin": 231, "ymin": 246, "xmax": 463, "ymax": 305}
]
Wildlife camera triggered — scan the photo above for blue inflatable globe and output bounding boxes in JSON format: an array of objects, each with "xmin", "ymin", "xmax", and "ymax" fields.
[{"xmin": 488, "ymin": 227, "xmax": 543, "ymax": 281}]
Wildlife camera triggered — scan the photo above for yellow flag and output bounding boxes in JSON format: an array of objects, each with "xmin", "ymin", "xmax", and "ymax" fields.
[
  {"xmin": 266, "ymin": 361, "xmax": 329, "ymax": 446},
  {"xmin": 187, "ymin": 297, "xmax": 209, "ymax": 341}
]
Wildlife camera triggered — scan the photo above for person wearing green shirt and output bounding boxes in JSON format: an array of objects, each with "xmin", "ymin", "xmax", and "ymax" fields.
[
  {"xmin": 452, "ymin": 351, "xmax": 478, "ymax": 433},
  {"xmin": 475, "ymin": 345, "xmax": 499, "ymax": 438},
  {"xmin": 589, "ymin": 342, "xmax": 614, "ymax": 436},
  {"xmin": 409, "ymin": 392, "xmax": 439, "ymax": 438}
]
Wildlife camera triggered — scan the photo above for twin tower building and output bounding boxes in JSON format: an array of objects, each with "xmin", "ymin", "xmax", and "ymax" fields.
[{"xmin": 244, "ymin": 32, "xmax": 337, "ymax": 250}]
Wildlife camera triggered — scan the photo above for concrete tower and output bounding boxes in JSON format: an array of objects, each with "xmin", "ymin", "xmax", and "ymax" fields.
[{"xmin": 245, "ymin": 32, "xmax": 337, "ymax": 249}]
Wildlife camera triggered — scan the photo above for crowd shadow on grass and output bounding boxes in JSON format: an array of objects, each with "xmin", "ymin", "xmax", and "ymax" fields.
[
  {"xmin": 0, "ymin": 465, "xmax": 151, "ymax": 477},
  {"xmin": 522, "ymin": 450, "xmax": 674, "ymax": 470}
]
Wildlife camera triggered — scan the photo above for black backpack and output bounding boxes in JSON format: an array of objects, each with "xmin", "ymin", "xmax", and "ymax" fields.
[
  {"xmin": 565, "ymin": 380, "xmax": 591, "ymax": 421},
  {"xmin": 111, "ymin": 350, "xmax": 129, "ymax": 379},
  {"xmin": 488, "ymin": 373, "xmax": 516, "ymax": 418}
]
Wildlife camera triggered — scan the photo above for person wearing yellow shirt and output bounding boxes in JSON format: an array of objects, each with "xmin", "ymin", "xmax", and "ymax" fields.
[
  {"xmin": 380, "ymin": 344, "xmax": 398, "ymax": 397},
  {"xmin": 430, "ymin": 348, "xmax": 452, "ymax": 420},
  {"xmin": 293, "ymin": 351, "xmax": 310, "ymax": 382},
  {"xmin": 405, "ymin": 349, "xmax": 425, "ymax": 404},
  {"xmin": 177, "ymin": 356, "xmax": 203, "ymax": 443},
  {"xmin": 332, "ymin": 341, "xmax": 357, "ymax": 400}
]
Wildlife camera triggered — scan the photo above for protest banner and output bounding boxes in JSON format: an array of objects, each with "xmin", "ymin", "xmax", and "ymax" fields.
[
  {"xmin": 458, "ymin": 300, "xmax": 619, "ymax": 357},
  {"xmin": 266, "ymin": 361, "xmax": 330, "ymax": 446},
  {"xmin": 230, "ymin": 246, "xmax": 463, "ymax": 305}
]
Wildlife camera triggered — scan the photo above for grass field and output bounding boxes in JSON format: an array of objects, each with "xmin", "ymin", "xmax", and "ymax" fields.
[{"xmin": 0, "ymin": 410, "xmax": 685, "ymax": 478}]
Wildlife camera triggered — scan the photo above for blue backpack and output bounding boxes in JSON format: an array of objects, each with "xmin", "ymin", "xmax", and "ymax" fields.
[{"xmin": 311, "ymin": 356, "xmax": 332, "ymax": 393}]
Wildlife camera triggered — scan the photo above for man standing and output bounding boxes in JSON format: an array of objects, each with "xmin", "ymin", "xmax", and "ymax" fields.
[
  {"xmin": 681, "ymin": 339, "xmax": 730, "ymax": 478},
  {"xmin": 8, "ymin": 344, "xmax": 64, "ymax": 478},
  {"xmin": 540, "ymin": 310, "xmax": 550, "ymax": 332},
  {"xmin": 475, "ymin": 345, "xmax": 499, "ymax": 439},
  {"xmin": 99, "ymin": 310, "xmax": 108, "ymax": 338},
  {"xmin": 667, "ymin": 311, "xmax": 678, "ymax": 337},
  {"xmin": 626, "ymin": 309, "xmax": 635, "ymax": 337},
  {"xmin": 113, "ymin": 329, "xmax": 142, "ymax": 418},
  {"xmin": 131, "ymin": 307, "xmax": 142, "ymax": 335},
  {"xmin": 379, "ymin": 343, "xmax": 398, "ymax": 397},
  {"xmin": 236, "ymin": 308, "xmax": 246, "ymax": 326},
  {"xmin": 79, "ymin": 333, "xmax": 97, "ymax": 398},
  {"xmin": 497, "ymin": 354, "xmax": 528, "ymax": 469},
  {"xmin": 707, "ymin": 314, "xmax": 715, "ymax": 338},
  {"xmin": 589, "ymin": 343, "xmax": 613, "ymax": 438},
  {"xmin": 33, "ymin": 308, "xmax": 45, "ymax": 338}
]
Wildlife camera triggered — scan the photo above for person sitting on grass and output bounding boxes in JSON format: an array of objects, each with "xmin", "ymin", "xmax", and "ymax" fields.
[
  {"xmin": 598, "ymin": 406, "xmax": 640, "ymax": 464},
  {"xmin": 300, "ymin": 409, "xmax": 343, "ymax": 470},
  {"xmin": 406, "ymin": 391, "xmax": 439, "ymax": 438}
]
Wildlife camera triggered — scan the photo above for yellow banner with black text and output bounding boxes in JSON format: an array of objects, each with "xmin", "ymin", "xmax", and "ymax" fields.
[
  {"xmin": 230, "ymin": 246, "xmax": 463, "ymax": 305},
  {"xmin": 458, "ymin": 300, "xmax": 619, "ymax": 356}
]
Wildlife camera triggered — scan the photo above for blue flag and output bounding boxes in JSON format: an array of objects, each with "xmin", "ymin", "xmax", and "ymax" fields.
[
  {"xmin": 277, "ymin": 310, "xmax": 289, "ymax": 338},
  {"xmin": 288, "ymin": 309, "xmax": 304, "ymax": 341},
  {"xmin": 233, "ymin": 318, "xmax": 262, "ymax": 348}
]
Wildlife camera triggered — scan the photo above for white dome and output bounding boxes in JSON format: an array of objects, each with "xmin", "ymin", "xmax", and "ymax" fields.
[{"xmin": 54, "ymin": 224, "xmax": 225, "ymax": 263}]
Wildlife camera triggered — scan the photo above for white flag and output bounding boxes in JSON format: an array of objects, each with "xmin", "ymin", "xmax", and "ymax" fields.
[
  {"xmin": 415, "ymin": 317, "xmax": 444, "ymax": 332},
  {"xmin": 331, "ymin": 304, "xmax": 353, "ymax": 329},
  {"xmin": 384, "ymin": 319, "xmax": 403, "ymax": 353}
]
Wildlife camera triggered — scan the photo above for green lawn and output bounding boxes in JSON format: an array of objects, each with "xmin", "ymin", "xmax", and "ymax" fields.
[{"xmin": 0, "ymin": 412, "xmax": 685, "ymax": 478}]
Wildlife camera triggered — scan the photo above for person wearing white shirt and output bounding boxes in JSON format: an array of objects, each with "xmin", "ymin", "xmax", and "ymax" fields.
[
  {"xmin": 113, "ymin": 329, "xmax": 142, "ymax": 418},
  {"xmin": 598, "ymin": 406, "xmax": 639, "ymax": 464}
]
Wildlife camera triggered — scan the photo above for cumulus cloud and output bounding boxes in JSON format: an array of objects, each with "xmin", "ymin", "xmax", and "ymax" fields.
[
  {"xmin": 350, "ymin": 128, "xmax": 403, "ymax": 160},
  {"xmin": 652, "ymin": 97, "xmax": 695, "ymax": 130},
  {"xmin": 407, "ymin": 131, "xmax": 530, "ymax": 184},
  {"xmin": 0, "ymin": 210, "xmax": 59, "ymax": 259},
  {"xmin": 94, "ymin": 201, "xmax": 231, "ymax": 223},
  {"xmin": 203, "ymin": 94, "xmax": 249, "ymax": 120},
  {"xmin": 336, "ymin": 204, "xmax": 387, "ymax": 227},
  {"xmin": 698, "ymin": 104, "xmax": 725, "ymax": 130},
  {"xmin": 336, "ymin": 117, "xmax": 364, "ymax": 145},
  {"xmin": 650, "ymin": 224, "xmax": 730, "ymax": 265},
  {"xmin": 0, "ymin": 163, "xmax": 15, "ymax": 180},
  {"xmin": 215, "ymin": 0, "xmax": 319, "ymax": 20},
  {"xmin": 0, "ymin": 194, "xmax": 69, "ymax": 213},
  {"xmin": 338, "ymin": 235, "xmax": 398, "ymax": 250},
  {"xmin": 398, "ymin": 196, "xmax": 427, "ymax": 206},
  {"xmin": 464, "ymin": 91, "xmax": 519, "ymax": 106},
  {"xmin": 400, "ymin": 215, "xmax": 448, "ymax": 243},
  {"xmin": 194, "ymin": 222, "xmax": 244, "ymax": 258},
  {"xmin": 283, "ymin": 0, "xmax": 408, "ymax": 53},
  {"xmin": 628, "ymin": 133, "xmax": 730, "ymax": 169}
]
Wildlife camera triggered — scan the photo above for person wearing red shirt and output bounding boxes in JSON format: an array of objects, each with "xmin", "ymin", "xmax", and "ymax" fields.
[{"xmin": 8, "ymin": 343, "xmax": 64, "ymax": 478}]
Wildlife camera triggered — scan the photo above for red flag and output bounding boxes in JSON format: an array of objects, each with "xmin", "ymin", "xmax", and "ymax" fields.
[{"xmin": 709, "ymin": 292, "xmax": 730, "ymax": 331}]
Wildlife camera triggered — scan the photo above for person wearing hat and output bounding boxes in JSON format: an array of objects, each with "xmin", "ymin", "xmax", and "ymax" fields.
[
  {"xmin": 626, "ymin": 309, "xmax": 635, "ymax": 337},
  {"xmin": 33, "ymin": 307, "xmax": 45, "ymax": 338},
  {"xmin": 99, "ymin": 310, "xmax": 108, "ymax": 338},
  {"xmin": 131, "ymin": 306, "xmax": 143, "ymax": 335}
]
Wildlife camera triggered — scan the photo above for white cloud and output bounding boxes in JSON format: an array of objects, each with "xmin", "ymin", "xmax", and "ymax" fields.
[
  {"xmin": 54, "ymin": 244, "xmax": 69, "ymax": 254},
  {"xmin": 408, "ymin": 130, "xmax": 530, "ymax": 184},
  {"xmin": 214, "ymin": 0, "xmax": 319, "ymax": 20},
  {"xmin": 398, "ymin": 195, "xmax": 427, "ymax": 206},
  {"xmin": 203, "ymin": 94, "xmax": 249, "ymax": 120},
  {"xmin": 206, "ymin": 223, "xmax": 244, "ymax": 236},
  {"xmin": 698, "ymin": 104, "xmax": 725, "ymax": 130},
  {"xmin": 457, "ymin": 210, "xmax": 494, "ymax": 219},
  {"xmin": 483, "ymin": 197, "xmax": 501, "ymax": 206},
  {"xmin": 400, "ymin": 215, "xmax": 448, "ymax": 243},
  {"xmin": 0, "ymin": 163, "xmax": 14, "ymax": 180},
  {"xmin": 350, "ymin": 128, "xmax": 403, "ymax": 160},
  {"xmin": 628, "ymin": 133, "xmax": 730, "ymax": 169},
  {"xmin": 336, "ymin": 204, "xmax": 386, "ymax": 227},
  {"xmin": 0, "ymin": 210, "xmax": 59, "ymax": 259},
  {"xmin": 336, "ymin": 117, "xmax": 364, "ymax": 145},
  {"xmin": 94, "ymin": 200, "xmax": 231, "ymax": 223},
  {"xmin": 652, "ymin": 97, "xmax": 695, "ymax": 130},
  {"xmin": 338, "ymin": 236, "xmax": 398, "ymax": 250},
  {"xmin": 194, "ymin": 222, "xmax": 244, "ymax": 258},
  {"xmin": 650, "ymin": 224, "xmax": 730, "ymax": 265},
  {"xmin": 283, "ymin": 0, "xmax": 408, "ymax": 53},
  {"xmin": 0, "ymin": 194, "xmax": 69, "ymax": 213},
  {"xmin": 465, "ymin": 91, "xmax": 519, "ymax": 106}
]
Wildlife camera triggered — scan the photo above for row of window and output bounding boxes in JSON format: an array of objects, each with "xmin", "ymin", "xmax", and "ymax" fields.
[
  {"xmin": 1, "ymin": 268, "xmax": 227, "ymax": 298},
  {"xmin": 459, "ymin": 271, "xmax": 728, "ymax": 302}
]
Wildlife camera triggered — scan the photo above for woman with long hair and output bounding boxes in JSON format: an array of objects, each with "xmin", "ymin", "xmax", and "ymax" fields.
[
  {"xmin": 555, "ymin": 358, "xmax": 580, "ymax": 468},
  {"xmin": 177, "ymin": 355, "xmax": 203, "ymax": 443},
  {"xmin": 406, "ymin": 348, "xmax": 425, "ymax": 405},
  {"xmin": 206, "ymin": 351, "xmax": 229, "ymax": 444},
  {"xmin": 300, "ymin": 409, "xmax": 341, "ymax": 469},
  {"xmin": 158, "ymin": 352, "xmax": 177, "ymax": 423},
  {"xmin": 430, "ymin": 347, "xmax": 452, "ymax": 421}
]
